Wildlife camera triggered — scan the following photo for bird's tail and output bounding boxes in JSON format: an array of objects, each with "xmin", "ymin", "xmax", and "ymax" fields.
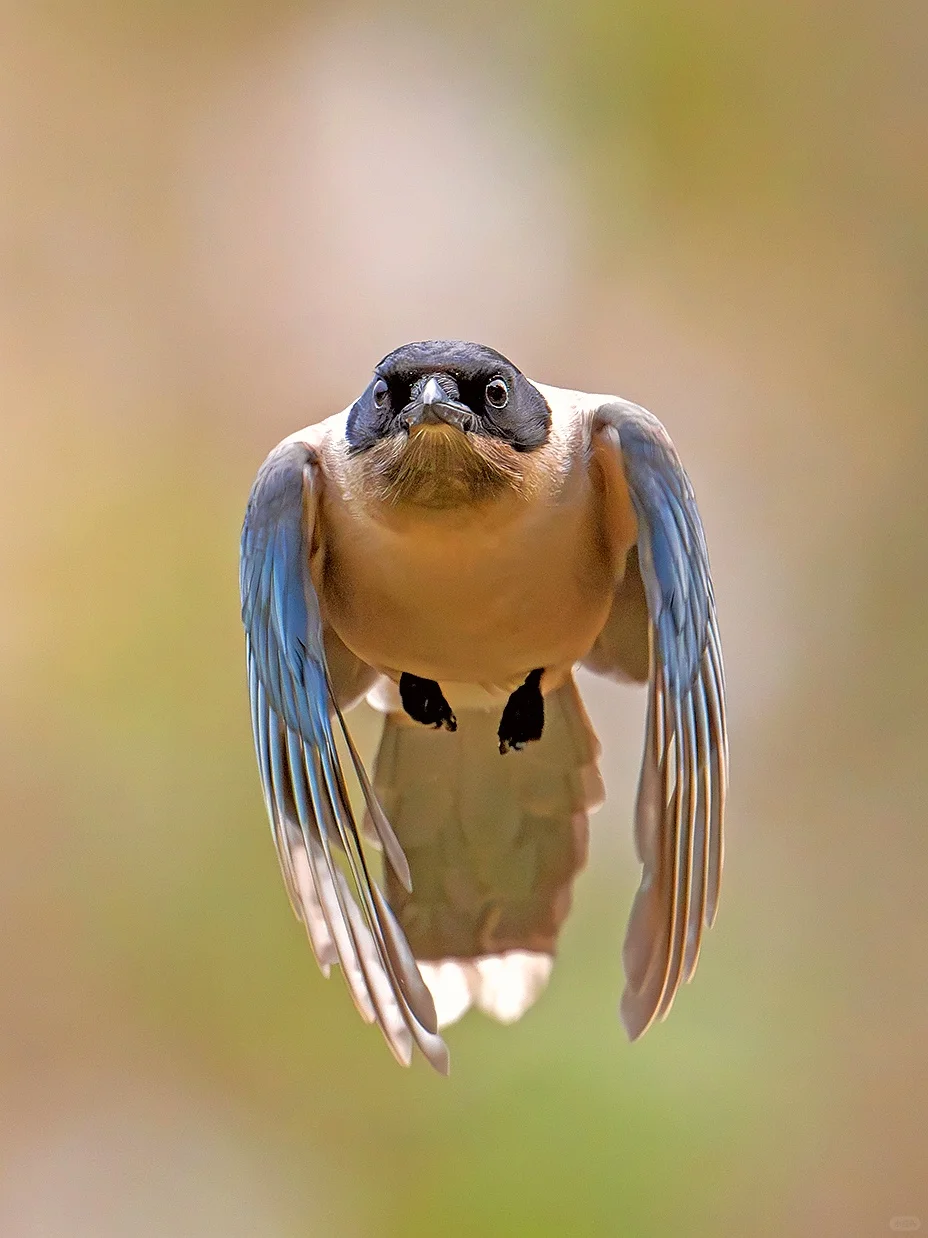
[{"xmin": 366, "ymin": 675, "xmax": 604, "ymax": 1027}]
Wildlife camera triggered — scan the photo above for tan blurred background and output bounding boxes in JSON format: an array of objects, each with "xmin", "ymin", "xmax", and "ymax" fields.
[{"xmin": 1, "ymin": 2, "xmax": 926, "ymax": 1234}]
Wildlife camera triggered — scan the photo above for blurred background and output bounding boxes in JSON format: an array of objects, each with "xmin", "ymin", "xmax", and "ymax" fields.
[{"xmin": 1, "ymin": 2, "xmax": 926, "ymax": 1234}]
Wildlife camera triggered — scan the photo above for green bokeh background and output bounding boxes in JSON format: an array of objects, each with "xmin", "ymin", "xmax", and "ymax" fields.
[{"xmin": 2, "ymin": 3, "xmax": 925, "ymax": 1234}]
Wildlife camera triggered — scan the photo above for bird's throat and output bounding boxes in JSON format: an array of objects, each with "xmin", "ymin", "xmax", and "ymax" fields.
[{"xmin": 362, "ymin": 426, "xmax": 525, "ymax": 509}]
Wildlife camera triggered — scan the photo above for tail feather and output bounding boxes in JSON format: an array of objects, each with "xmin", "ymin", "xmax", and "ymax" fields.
[{"xmin": 366, "ymin": 675, "xmax": 602, "ymax": 1027}]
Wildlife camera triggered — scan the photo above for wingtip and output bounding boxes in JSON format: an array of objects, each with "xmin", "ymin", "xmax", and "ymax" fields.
[
  {"xmin": 414, "ymin": 1027, "xmax": 451, "ymax": 1076},
  {"xmin": 619, "ymin": 997, "xmax": 649, "ymax": 1043},
  {"xmin": 704, "ymin": 891, "xmax": 721, "ymax": 928},
  {"xmin": 386, "ymin": 1032, "xmax": 415, "ymax": 1070},
  {"xmin": 430, "ymin": 1043, "xmax": 451, "ymax": 1077},
  {"xmin": 619, "ymin": 986, "xmax": 664, "ymax": 1042}
]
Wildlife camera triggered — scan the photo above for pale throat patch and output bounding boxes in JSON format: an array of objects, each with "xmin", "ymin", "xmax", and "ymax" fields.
[{"xmin": 359, "ymin": 424, "xmax": 530, "ymax": 509}]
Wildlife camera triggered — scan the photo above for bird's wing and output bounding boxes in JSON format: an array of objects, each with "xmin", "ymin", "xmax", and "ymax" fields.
[
  {"xmin": 240, "ymin": 435, "xmax": 448, "ymax": 1072},
  {"xmin": 589, "ymin": 401, "xmax": 728, "ymax": 1040}
]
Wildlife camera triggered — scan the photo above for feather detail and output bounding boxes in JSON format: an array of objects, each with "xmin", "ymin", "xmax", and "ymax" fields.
[
  {"xmin": 240, "ymin": 439, "xmax": 447, "ymax": 1072},
  {"xmin": 591, "ymin": 403, "xmax": 728, "ymax": 1039}
]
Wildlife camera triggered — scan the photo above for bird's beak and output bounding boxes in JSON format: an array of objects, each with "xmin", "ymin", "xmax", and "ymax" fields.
[
  {"xmin": 404, "ymin": 374, "xmax": 476, "ymax": 433},
  {"xmin": 420, "ymin": 376, "xmax": 446, "ymax": 410}
]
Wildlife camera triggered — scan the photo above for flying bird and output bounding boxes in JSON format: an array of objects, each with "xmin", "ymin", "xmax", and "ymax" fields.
[{"xmin": 239, "ymin": 340, "xmax": 727, "ymax": 1073}]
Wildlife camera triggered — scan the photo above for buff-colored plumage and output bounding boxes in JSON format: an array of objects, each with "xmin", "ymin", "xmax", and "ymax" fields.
[{"xmin": 240, "ymin": 342, "xmax": 727, "ymax": 1071}]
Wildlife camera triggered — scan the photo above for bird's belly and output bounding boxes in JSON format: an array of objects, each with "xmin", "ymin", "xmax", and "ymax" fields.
[{"xmin": 319, "ymin": 510, "xmax": 614, "ymax": 690}]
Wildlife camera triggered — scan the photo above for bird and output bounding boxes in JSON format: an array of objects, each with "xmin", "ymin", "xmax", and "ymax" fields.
[{"xmin": 239, "ymin": 339, "xmax": 728, "ymax": 1074}]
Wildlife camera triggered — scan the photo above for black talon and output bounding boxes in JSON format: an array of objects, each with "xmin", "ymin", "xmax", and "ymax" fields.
[
  {"xmin": 498, "ymin": 668, "xmax": 545, "ymax": 754},
  {"xmin": 399, "ymin": 673, "xmax": 457, "ymax": 731}
]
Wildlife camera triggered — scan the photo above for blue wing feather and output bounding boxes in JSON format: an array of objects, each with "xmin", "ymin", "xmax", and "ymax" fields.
[
  {"xmin": 593, "ymin": 404, "xmax": 727, "ymax": 1040},
  {"xmin": 239, "ymin": 439, "xmax": 445, "ymax": 1070}
]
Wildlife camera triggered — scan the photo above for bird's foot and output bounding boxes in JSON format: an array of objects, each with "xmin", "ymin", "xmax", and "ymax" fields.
[
  {"xmin": 498, "ymin": 669, "xmax": 545, "ymax": 754},
  {"xmin": 399, "ymin": 673, "xmax": 457, "ymax": 732}
]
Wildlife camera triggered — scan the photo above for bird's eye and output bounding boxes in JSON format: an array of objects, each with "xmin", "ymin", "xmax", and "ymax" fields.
[
  {"xmin": 485, "ymin": 377, "xmax": 509, "ymax": 409},
  {"xmin": 372, "ymin": 378, "xmax": 389, "ymax": 408}
]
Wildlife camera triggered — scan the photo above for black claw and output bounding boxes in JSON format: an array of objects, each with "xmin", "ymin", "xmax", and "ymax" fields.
[
  {"xmin": 498, "ymin": 668, "xmax": 545, "ymax": 754},
  {"xmin": 399, "ymin": 673, "xmax": 457, "ymax": 732}
]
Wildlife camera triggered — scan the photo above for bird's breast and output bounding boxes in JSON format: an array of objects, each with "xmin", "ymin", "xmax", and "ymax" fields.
[{"xmin": 314, "ymin": 475, "xmax": 619, "ymax": 690}]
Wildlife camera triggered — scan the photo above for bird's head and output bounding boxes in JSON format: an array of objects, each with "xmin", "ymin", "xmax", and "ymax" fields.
[{"xmin": 346, "ymin": 341, "xmax": 551, "ymax": 508}]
